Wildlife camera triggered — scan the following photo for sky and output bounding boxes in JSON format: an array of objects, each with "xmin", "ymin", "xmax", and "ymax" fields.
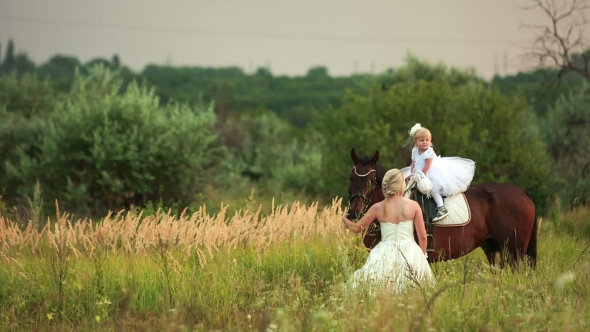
[{"xmin": 0, "ymin": 0, "xmax": 552, "ymax": 79}]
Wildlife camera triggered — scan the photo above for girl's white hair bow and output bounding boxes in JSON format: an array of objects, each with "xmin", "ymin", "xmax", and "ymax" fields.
[{"xmin": 408, "ymin": 123, "xmax": 422, "ymax": 136}]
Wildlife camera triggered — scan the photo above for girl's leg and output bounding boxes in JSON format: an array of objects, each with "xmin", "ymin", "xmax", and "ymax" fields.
[
  {"xmin": 430, "ymin": 182, "xmax": 449, "ymax": 222},
  {"xmin": 431, "ymin": 191, "xmax": 443, "ymax": 208},
  {"xmin": 430, "ymin": 190, "xmax": 449, "ymax": 222}
]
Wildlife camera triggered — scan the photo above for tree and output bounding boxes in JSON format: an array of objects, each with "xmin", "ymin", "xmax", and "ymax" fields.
[
  {"xmin": 218, "ymin": 109, "xmax": 325, "ymax": 197},
  {"xmin": 3, "ymin": 39, "xmax": 15, "ymax": 72},
  {"xmin": 517, "ymin": 0, "xmax": 590, "ymax": 205},
  {"xmin": 0, "ymin": 72, "xmax": 57, "ymax": 209},
  {"xmin": 84, "ymin": 57, "xmax": 112, "ymax": 69},
  {"xmin": 540, "ymin": 81, "xmax": 590, "ymax": 204},
  {"xmin": 307, "ymin": 66, "xmax": 329, "ymax": 77},
  {"xmin": 311, "ymin": 79, "xmax": 551, "ymax": 209},
  {"xmin": 519, "ymin": 0, "xmax": 590, "ymax": 79},
  {"xmin": 377, "ymin": 53, "xmax": 482, "ymax": 90},
  {"xmin": 255, "ymin": 67, "xmax": 272, "ymax": 77},
  {"xmin": 112, "ymin": 54, "xmax": 120, "ymax": 68},
  {"xmin": 37, "ymin": 55, "xmax": 82, "ymax": 92},
  {"xmin": 13, "ymin": 52, "xmax": 36, "ymax": 74}
]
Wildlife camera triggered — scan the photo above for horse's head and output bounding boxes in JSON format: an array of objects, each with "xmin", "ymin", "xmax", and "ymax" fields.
[{"xmin": 347, "ymin": 148, "xmax": 384, "ymax": 220}]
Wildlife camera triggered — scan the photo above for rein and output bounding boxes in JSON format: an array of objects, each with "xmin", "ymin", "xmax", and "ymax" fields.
[{"xmin": 404, "ymin": 178, "xmax": 416, "ymax": 198}]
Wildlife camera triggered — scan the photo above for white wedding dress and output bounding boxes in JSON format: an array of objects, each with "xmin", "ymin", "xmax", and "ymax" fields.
[{"xmin": 348, "ymin": 221, "xmax": 434, "ymax": 293}]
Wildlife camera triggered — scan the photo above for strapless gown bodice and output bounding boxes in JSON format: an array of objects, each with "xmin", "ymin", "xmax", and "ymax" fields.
[{"xmin": 379, "ymin": 220, "xmax": 416, "ymax": 245}]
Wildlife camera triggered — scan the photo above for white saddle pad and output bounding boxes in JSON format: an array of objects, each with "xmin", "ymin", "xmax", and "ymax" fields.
[{"xmin": 435, "ymin": 193, "xmax": 471, "ymax": 227}]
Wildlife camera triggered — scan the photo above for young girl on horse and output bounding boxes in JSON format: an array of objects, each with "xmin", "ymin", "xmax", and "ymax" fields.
[{"xmin": 403, "ymin": 123, "xmax": 476, "ymax": 222}]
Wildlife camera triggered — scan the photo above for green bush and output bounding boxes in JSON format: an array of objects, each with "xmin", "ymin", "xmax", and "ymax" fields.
[
  {"xmin": 539, "ymin": 82, "xmax": 590, "ymax": 206},
  {"xmin": 219, "ymin": 110, "xmax": 325, "ymax": 198},
  {"xmin": 0, "ymin": 72, "xmax": 57, "ymax": 210},
  {"xmin": 13, "ymin": 66, "xmax": 222, "ymax": 216}
]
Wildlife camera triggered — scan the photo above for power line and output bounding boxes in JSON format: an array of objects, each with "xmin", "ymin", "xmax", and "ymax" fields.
[{"xmin": 0, "ymin": 16, "xmax": 529, "ymax": 45}]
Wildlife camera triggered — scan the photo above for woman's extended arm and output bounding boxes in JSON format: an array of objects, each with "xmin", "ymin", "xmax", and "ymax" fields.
[
  {"xmin": 342, "ymin": 203, "xmax": 379, "ymax": 234},
  {"xmin": 412, "ymin": 202, "xmax": 427, "ymax": 254}
]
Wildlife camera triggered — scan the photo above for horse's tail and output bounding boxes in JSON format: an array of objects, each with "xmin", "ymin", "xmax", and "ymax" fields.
[{"xmin": 525, "ymin": 192, "xmax": 538, "ymax": 269}]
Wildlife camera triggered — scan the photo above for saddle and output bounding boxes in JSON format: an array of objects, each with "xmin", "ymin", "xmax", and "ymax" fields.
[
  {"xmin": 405, "ymin": 179, "xmax": 442, "ymax": 252},
  {"xmin": 405, "ymin": 178, "xmax": 472, "ymax": 252},
  {"xmin": 412, "ymin": 188, "xmax": 439, "ymax": 252}
]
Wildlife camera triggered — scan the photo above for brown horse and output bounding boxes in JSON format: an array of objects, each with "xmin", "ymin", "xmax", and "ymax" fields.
[{"xmin": 347, "ymin": 148, "xmax": 538, "ymax": 268}]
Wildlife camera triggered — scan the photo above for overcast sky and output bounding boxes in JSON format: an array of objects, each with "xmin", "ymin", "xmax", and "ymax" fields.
[{"xmin": 0, "ymin": 0, "xmax": 550, "ymax": 78}]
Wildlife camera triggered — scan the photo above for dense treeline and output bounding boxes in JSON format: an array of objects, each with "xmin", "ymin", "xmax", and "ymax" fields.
[
  {"xmin": 0, "ymin": 38, "xmax": 588, "ymax": 220},
  {"xmin": 0, "ymin": 39, "xmax": 375, "ymax": 128}
]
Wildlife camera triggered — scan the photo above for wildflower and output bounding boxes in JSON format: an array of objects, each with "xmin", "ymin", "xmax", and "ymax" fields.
[{"xmin": 554, "ymin": 272, "xmax": 576, "ymax": 290}]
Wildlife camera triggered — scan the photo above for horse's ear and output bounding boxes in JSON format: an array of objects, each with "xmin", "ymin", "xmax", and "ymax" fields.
[
  {"xmin": 351, "ymin": 148, "xmax": 360, "ymax": 163},
  {"xmin": 371, "ymin": 150, "xmax": 379, "ymax": 164}
]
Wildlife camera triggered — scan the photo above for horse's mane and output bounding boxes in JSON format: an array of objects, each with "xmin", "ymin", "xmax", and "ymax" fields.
[{"xmin": 358, "ymin": 156, "xmax": 373, "ymax": 164}]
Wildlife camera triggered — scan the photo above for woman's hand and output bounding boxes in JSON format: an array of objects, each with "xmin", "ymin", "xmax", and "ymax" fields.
[
  {"xmin": 342, "ymin": 214, "xmax": 357, "ymax": 232},
  {"xmin": 343, "ymin": 204, "xmax": 378, "ymax": 234}
]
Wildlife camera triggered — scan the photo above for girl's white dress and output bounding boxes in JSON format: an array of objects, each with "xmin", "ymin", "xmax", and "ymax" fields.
[
  {"xmin": 348, "ymin": 221, "xmax": 434, "ymax": 293},
  {"xmin": 402, "ymin": 147, "xmax": 476, "ymax": 197}
]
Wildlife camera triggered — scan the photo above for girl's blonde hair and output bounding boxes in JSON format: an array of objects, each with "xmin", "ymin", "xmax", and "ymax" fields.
[
  {"xmin": 381, "ymin": 169, "xmax": 406, "ymax": 216},
  {"xmin": 402, "ymin": 123, "xmax": 434, "ymax": 150}
]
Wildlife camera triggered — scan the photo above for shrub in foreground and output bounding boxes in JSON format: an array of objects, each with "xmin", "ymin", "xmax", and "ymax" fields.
[{"xmin": 12, "ymin": 66, "xmax": 222, "ymax": 216}]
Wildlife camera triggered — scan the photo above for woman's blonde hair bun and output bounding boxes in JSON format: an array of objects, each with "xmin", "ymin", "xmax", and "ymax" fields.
[{"xmin": 382, "ymin": 168, "xmax": 405, "ymax": 197}]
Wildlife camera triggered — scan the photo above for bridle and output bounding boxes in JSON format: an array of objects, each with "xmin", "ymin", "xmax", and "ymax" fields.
[
  {"xmin": 352, "ymin": 166, "xmax": 375, "ymax": 178},
  {"xmin": 348, "ymin": 166, "xmax": 378, "ymax": 215}
]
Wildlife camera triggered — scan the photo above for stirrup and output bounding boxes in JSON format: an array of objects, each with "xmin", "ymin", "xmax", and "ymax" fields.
[{"xmin": 427, "ymin": 234, "xmax": 435, "ymax": 252}]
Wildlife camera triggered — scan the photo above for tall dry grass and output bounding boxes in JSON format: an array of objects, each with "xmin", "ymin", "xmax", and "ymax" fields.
[{"xmin": 1, "ymin": 198, "xmax": 346, "ymax": 266}]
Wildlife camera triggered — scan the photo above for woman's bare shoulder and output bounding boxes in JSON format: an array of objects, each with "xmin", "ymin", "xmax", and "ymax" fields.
[
  {"xmin": 368, "ymin": 200, "xmax": 384, "ymax": 212},
  {"xmin": 401, "ymin": 197, "xmax": 420, "ymax": 208},
  {"xmin": 400, "ymin": 196, "xmax": 414, "ymax": 203}
]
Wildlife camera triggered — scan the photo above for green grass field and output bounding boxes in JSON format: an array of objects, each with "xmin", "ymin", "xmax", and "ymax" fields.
[{"xmin": 1, "ymin": 201, "xmax": 589, "ymax": 331}]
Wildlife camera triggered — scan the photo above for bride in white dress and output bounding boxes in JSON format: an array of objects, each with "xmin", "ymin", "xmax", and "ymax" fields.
[{"xmin": 342, "ymin": 168, "xmax": 434, "ymax": 293}]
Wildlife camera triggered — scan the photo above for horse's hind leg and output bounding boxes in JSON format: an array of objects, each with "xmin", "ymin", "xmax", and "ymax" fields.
[
  {"xmin": 504, "ymin": 232, "xmax": 529, "ymax": 269},
  {"xmin": 506, "ymin": 246, "xmax": 526, "ymax": 269},
  {"xmin": 481, "ymin": 239, "xmax": 502, "ymax": 268}
]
